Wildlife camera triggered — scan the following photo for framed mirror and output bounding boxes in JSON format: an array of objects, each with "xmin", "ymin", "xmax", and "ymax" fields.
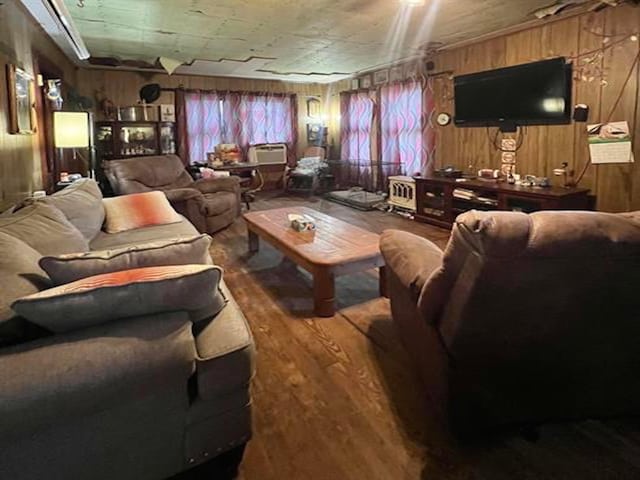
[
  {"xmin": 6, "ymin": 64, "xmax": 37, "ymax": 134},
  {"xmin": 306, "ymin": 97, "xmax": 321, "ymax": 118}
]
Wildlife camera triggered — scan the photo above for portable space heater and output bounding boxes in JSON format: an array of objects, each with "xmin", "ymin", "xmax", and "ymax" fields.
[{"xmin": 388, "ymin": 176, "xmax": 416, "ymax": 212}]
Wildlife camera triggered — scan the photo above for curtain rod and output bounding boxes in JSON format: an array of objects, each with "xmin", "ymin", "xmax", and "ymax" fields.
[{"xmin": 170, "ymin": 86, "xmax": 297, "ymax": 97}]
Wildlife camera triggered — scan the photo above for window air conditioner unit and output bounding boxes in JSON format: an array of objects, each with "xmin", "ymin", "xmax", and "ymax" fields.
[
  {"xmin": 248, "ymin": 144, "xmax": 287, "ymax": 166},
  {"xmin": 19, "ymin": 0, "xmax": 90, "ymax": 62}
]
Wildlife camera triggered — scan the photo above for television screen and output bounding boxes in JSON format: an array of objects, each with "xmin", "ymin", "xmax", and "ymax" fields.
[{"xmin": 454, "ymin": 57, "xmax": 572, "ymax": 128}]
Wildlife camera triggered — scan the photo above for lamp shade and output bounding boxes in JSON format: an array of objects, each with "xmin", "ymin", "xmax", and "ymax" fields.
[{"xmin": 53, "ymin": 111, "xmax": 89, "ymax": 148}]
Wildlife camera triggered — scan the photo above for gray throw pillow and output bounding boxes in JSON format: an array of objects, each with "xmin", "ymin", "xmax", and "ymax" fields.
[
  {"xmin": 0, "ymin": 202, "xmax": 89, "ymax": 255},
  {"xmin": 42, "ymin": 178, "xmax": 105, "ymax": 241},
  {"xmin": 40, "ymin": 234, "xmax": 212, "ymax": 285},
  {"xmin": 12, "ymin": 264, "xmax": 227, "ymax": 333}
]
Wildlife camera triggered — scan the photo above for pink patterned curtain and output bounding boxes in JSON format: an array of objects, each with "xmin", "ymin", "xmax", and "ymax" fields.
[
  {"xmin": 422, "ymin": 77, "xmax": 437, "ymax": 177},
  {"xmin": 380, "ymin": 80, "xmax": 424, "ymax": 186},
  {"xmin": 184, "ymin": 91, "xmax": 223, "ymax": 164},
  {"xmin": 340, "ymin": 91, "xmax": 375, "ymax": 189},
  {"xmin": 223, "ymin": 92, "xmax": 296, "ymax": 163}
]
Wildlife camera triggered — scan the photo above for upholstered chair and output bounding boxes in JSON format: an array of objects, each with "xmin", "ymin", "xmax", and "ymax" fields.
[
  {"xmin": 380, "ymin": 209, "xmax": 640, "ymax": 436},
  {"xmin": 104, "ymin": 155, "xmax": 241, "ymax": 234}
]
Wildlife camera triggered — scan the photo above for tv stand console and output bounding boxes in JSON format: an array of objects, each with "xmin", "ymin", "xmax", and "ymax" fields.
[{"xmin": 414, "ymin": 176, "xmax": 591, "ymax": 228}]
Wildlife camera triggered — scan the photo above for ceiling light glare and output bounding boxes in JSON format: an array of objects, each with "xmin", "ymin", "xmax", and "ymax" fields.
[{"xmin": 401, "ymin": 0, "xmax": 425, "ymax": 5}]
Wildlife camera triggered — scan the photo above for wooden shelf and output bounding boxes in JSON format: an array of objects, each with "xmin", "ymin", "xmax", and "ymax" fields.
[{"xmin": 415, "ymin": 175, "xmax": 592, "ymax": 228}]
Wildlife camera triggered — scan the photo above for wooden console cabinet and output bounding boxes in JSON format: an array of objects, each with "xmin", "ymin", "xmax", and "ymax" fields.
[{"xmin": 415, "ymin": 176, "xmax": 592, "ymax": 228}]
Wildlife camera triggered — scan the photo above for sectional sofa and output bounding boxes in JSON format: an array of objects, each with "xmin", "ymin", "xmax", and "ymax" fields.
[{"xmin": 0, "ymin": 179, "xmax": 255, "ymax": 479}]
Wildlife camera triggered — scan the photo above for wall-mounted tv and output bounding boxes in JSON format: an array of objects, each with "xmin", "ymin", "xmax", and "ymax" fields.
[{"xmin": 454, "ymin": 57, "xmax": 572, "ymax": 130}]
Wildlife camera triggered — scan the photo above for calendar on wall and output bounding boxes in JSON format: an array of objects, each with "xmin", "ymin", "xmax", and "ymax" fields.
[{"xmin": 588, "ymin": 121, "xmax": 634, "ymax": 164}]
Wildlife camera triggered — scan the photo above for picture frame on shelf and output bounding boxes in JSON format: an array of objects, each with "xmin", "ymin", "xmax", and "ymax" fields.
[
  {"xmin": 360, "ymin": 75, "xmax": 372, "ymax": 89},
  {"xmin": 373, "ymin": 69, "xmax": 389, "ymax": 85},
  {"xmin": 350, "ymin": 78, "xmax": 360, "ymax": 90},
  {"xmin": 160, "ymin": 104, "xmax": 176, "ymax": 122},
  {"xmin": 6, "ymin": 64, "xmax": 36, "ymax": 134},
  {"xmin": 389, "ymin": 66, "xmax": 403, "ymax": 82}
]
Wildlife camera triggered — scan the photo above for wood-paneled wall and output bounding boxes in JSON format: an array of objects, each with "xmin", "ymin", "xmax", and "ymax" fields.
[
  {"xmin": 75, "ymin": 69, "xmax": 332, "ymax": 159},
  {"xmin": 431, "ymin": 4, "xmax": 640, "ymax": 212},
  {"xmin": 0, "ymin": 0, "xmax": 76, "ymax": 210}
]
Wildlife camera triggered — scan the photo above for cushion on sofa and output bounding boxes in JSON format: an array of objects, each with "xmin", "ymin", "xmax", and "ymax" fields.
[
  {"xmin": 0, "ymin": 232, "xmax": 52, "ymax": 346},
  {"xmin": 42, "ymin": 179, "xmax": 105, "ymax": 241},
  {"xmin": 40, "ymin": 234, "xmax": 213, "ymax": 285},
  {"xmin": 89, "ymin": 216, "xmax": 199, "ymax": 250},
  {"xmin": 0, "ymin": 202, "xmax": 89, "ymax": 255},
  {"xmin": 103, "ymin": 191, "xmax": 182, "ymax": 234},
  {"xmin": 12, "ymin": 264, "xmax": 226, "ymax": 333}
]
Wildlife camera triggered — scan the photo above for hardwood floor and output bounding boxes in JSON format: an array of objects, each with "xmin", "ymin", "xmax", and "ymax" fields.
[{"xmin": 210, "ymin": 193, "xmax": 640, "ymax": 480}]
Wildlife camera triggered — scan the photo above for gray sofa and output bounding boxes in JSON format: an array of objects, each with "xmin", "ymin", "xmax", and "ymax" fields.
[{"xmin": 0, "ymin": 179, "xmax": 255, "ymax": 479}]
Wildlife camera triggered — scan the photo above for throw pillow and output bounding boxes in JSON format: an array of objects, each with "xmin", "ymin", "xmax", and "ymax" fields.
[
  {"xmin": 102, "ymin": 191, "xmax": 182, "ymax": 233},
  {"xmin": 0, "ymin": 202, "xmax": 89, "ymax": 255},
  {"xmin": 40, "ymin": 234, "xmax": 213, "ymax": 285},
  {"xmin": 42, "ymin": 178, "xmax": 105, "ymax": 241},
  {"xmin": 12, "ymin": 264, "xmax": 227, "ymax": 333},
  {"xmin": 0, "ymin": 231, "xmax": 52, "ymax": 346}
]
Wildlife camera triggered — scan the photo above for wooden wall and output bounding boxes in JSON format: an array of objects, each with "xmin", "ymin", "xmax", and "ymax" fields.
[
  {"xmin": 0, "ymin": 0, "xmax": 76, "ymax": 210},
  {"xmin": 76, "ymin": 69, "xmax": 331, "ymax": 158},
  {"xmin": 430, "ymin": 4, "xmax": 640, "ymax": 212}
]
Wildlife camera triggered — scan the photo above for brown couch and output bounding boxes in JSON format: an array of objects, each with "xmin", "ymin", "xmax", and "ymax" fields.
[
  {"xmin": 104, "ymin": 154, "xmax": 241, "ymax": 234},
  {"xmin": 380, "ymin": 209, "xmax": 640, "ymax": 435},
  {"xmin": 0, "ymin": 179, "xmax": 255, "ymax": 479}
]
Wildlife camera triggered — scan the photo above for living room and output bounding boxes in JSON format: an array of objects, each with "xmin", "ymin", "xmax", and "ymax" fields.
[{"xmin": 0, "ymin": 0, "xmax": 639, "ymax": 479}]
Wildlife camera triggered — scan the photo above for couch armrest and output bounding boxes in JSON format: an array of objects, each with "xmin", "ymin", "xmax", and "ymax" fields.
[
  {"xmin": 193, "ymin": 177, "xmax": 241, "ymax": 195},
  {"xmin": 0, "ymin": 311, "xmax": 196, "ymax": 437},
  {"xmin": 380, "ymin": 229, "xmax": 444, "ymax": 300},
  {"xmin": 192, "ymin": 281, "xmax": 255, "ymax": 401},
  {"xmin": 164, "ymin": 187, "xmax": 204, "ymax": 203}
]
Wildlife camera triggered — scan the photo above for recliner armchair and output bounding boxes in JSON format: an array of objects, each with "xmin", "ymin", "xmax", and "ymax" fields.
[
  {"xmin": 380, "ymin": 209, "xmax": 640, "ymax": 436},
  {"xmin": 104, "ymin": 155, "xmax": 241, "ymax": 234}
]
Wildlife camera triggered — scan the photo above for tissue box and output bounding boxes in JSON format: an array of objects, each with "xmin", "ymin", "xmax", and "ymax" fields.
[{"xmin": 288, "ymin": 213, "xmax": 316, "ymax": 232}]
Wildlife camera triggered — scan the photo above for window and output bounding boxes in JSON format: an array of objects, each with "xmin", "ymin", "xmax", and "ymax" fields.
[
  {"xmin": 380, "ymin": 81, "xmax": 423, "ymax": 177},
  {"xmin": 223, "ymin": 93, "xmax": 294, "ymax": 149},
  {"xmin": 185, "ymin": 92, "xmax": 223, "ymax": 165},
  {"xmin": 185, "ymin": 91, "xmax": 294, "ymax": 164},
  {"xmin": 340, "ymin": 91, "xmax": 375, "ymax": 189}
]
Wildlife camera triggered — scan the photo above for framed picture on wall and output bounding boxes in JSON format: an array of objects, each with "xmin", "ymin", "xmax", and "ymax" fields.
[
  {"xmin": 389, "ymin": 66, "xmax": 404, "ymax": 82},
  {"xmin": 306, "ymin": 97, "xmax": 321, "ymax": 118},
  {"xmin": 160, "ymin": 104, "xmax": 176, "ymax": 122},
  {"xmin": 307, "ymin": 123, "xmax": 324, "ymax": 145},
  {"xmin": 373, "ymin": 69, "xmax": 389, "ymax": 85},
  {"xmin": 6, "ymin": 64, "xmax": 36, "ymax": 134},
  {"xmin": 405, "ymin": 62, "xmax": 419, "ymax": 79}
]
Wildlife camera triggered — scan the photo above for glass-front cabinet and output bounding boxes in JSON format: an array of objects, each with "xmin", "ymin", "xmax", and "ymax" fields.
[
  {"xmin": 95, "ymin": 121, "xmax": 176, "ymax": 160},
  {"xmin": 119, "ymin": 123, "xmax": 157, "ymax": 156}
]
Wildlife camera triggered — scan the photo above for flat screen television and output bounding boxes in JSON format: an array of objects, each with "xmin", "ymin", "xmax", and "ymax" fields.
[{"xmin": 454, "ymin": 57, "xmax": 572, "ymax": 130}]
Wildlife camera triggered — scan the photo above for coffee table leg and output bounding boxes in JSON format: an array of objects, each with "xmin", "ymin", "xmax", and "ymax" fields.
[
  {"xmin": 248, "ymin": 229, "xmax": 259, "ymax": 252},
  {"xmin": 313, "ymin": 269, "xmax": 335, "ymax": 317},
  {"xmin": 379, "ymin": 265, "xmax": 388, "ymax": 298}
]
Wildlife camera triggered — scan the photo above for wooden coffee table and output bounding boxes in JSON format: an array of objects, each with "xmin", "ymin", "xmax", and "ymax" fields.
[{"xmin": 244, "ymin": 207, "xmax": 386, "ymax": 317}]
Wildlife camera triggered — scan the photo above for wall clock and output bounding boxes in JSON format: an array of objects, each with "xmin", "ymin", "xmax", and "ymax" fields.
[{"xmin": 437, "ymin": 112, "xmax": 451, "ymax": 126}]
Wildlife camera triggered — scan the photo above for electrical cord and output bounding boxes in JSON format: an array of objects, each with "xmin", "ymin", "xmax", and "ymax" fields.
[{"xmin": 486, "ymin": 125, "xmax": 527, "ymax": 152}]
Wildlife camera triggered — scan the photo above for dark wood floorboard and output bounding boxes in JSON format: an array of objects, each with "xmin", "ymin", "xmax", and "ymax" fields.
[{"xmin": 207, "ymin": 192, "xmax": 640, "ymax": 480}]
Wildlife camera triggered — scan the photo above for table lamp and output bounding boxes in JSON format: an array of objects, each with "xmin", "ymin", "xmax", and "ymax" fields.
[{"xmin": 53, "ymin": 111, "xmax": 95, "ymax": 180}]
